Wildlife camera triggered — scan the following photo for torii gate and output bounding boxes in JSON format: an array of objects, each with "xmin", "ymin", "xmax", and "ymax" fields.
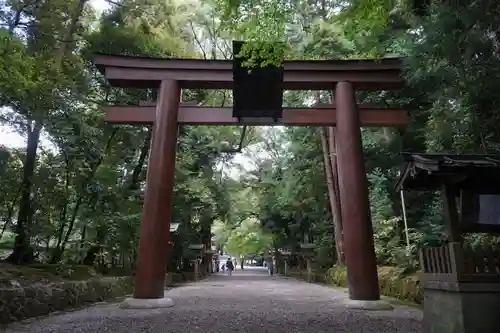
[{"xmin": 93, "ymin": 52, "xmax": 407, "ymax": 309}]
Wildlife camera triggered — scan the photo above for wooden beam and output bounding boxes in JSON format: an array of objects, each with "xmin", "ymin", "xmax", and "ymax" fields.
[
  {"xmin": 94, "ymin": 53, "xmax": 405, "ymax": 90},
  {"xmin": 103, "ymin": 67, "xmax": 403, "ymax": 91},
  {"xmin": 94, "ymin": 53, "xmax": 403, "ymax": 72},
  {"xmin": 105, "ymin": 105, "xmax": 408, "ymax": 127}
]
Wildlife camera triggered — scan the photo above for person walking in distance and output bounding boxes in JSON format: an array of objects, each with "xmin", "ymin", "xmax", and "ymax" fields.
[
  {"xmin": 226, "ymin": 258, "xmax": 234, "ymax": 276},
  {"xmin": 267, "ymin": 255, "xmax": 275, "ymax": 276}
]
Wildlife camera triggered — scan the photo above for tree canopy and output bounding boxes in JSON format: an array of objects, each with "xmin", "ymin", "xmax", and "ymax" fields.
[{"xmin": 1, "ymin": 0, "xmax": 499, "ymax": 275}]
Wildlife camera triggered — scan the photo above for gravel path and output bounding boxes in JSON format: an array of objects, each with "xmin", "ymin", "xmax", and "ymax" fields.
[{"xmin": 3, "ymin": 267, "xmax": 422, "ymax": 333}]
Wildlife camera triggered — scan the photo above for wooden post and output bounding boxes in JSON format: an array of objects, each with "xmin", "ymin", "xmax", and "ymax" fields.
[
  {"xmin": 284, "ymin": 260, "xmax": 288, "ymax": 276},
  {"xmin": 208, "ymin": 253, "xmax": 213, "ymax": 274},
  {"xmin": 165, "ymin": 273, "xmax": 173, "ymax": 287},
  {"xmin": 335, "ymin": 82, "xmax": 380, "ymax": 301},
  {"xmin": 441, "ymin": 183, "xmax": 462, "ymax": 242},
  {"xmin": 448, "ymin": 242, "xmax": 464, "ymax": 281},
  {"xmin": 194, "ymin": 260, "xmax": 199, "ymax": 281},
  {"xmin": 133, "ymin": 80, "xmax": 180, "ymax": 299},
  {"xmin": 306, "ymin": 258, "xmax": 312, "ymax": 283}
]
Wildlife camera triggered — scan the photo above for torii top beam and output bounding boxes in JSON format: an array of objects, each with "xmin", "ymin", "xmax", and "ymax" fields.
[{"xmin": 93, "ymin": 53, "xmax": 405, "ymax": 91}]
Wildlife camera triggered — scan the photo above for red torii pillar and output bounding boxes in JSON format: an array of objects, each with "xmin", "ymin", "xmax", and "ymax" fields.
[
  {"xmin": 334, "ymin": 82, "xmax": 391, "ymax": 309},
  {"xmin": 121, "ymin": 80, "xmax": 180, "ymax": 308}
]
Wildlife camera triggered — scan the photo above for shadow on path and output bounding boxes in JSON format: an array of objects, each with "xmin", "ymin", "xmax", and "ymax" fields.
[{"xmin": 4, "ymin": 266, "xmax": 422, "ymax": 333}]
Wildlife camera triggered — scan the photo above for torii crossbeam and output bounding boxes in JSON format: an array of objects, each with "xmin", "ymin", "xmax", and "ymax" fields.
[
  {"xmin": 106, "ymin": 104, "xmax": 408, "ymax": 126},
  {"xmin": 93, "ymin": 51, "xmax": 407, "ymax": 309}
]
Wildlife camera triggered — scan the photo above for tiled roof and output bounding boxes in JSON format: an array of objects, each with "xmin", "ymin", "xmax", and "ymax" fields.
[
  {"xmin": 395, "ymin": 153, "xmax": 500, "ymax": 191},
  {"xmin": 401, "ymin": 153, "xmax": 500, "ymax": 168}
]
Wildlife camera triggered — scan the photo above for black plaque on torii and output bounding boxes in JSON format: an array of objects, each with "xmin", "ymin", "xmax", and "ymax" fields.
[{"xmin": 232, "ymin": 40, "xmax": 284, "ymax": 123}]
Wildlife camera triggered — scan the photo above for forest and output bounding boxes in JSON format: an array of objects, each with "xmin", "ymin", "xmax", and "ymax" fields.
[{"xmin": 1, "ymin": 0, "xmax": 500, "ymax": 304}]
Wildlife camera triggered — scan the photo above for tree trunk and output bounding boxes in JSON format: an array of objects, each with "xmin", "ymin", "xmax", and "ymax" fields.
[
  {"xmin": 0, "ymin": 185, "xmax": 22, "ymax": 241},
  {"xmin": 50, "ymin": 130, "xmax": 117, "ymax": 264},
  {"xmin": 320, "ymin": 127, "xmax": 344, "ymax": 265},
  {"xmin": 82, "ymin": 246, "xmax": 100, "ymax": 266},
  {"xmin": 7, "ymin": 2, "xmax": 25, "ymax": 35},
  {"xmin": 125, "ymin": 127, "xmax": 152, "ymax": 196},
  {"xmin": 6, "ymin": 0, "xmax": 88, "ymax": 265},
  {"xmin": 55, "ymin": 0, "xmax": 88, "ymax": 65},
  {"xmin": 5, "ymin": 121, "xmax": 42, "ymax": 264},
  {"xmin": 50, "ymin": 195, "xmax": 83, "ymax": 263},
  {"xmin": 52, "ymin": 161, "xmax": 71, "ymax": 258},
  {"xmin": 328, "ymin": 127, "xmax": 344, "ymax": 264},
  {"xmin": 78, "ymin": 224, "xmax": 87, "ymax": 264},
  {"xmin": 200, "ymin": 217, "xmax": 212, "ymax": 275}
]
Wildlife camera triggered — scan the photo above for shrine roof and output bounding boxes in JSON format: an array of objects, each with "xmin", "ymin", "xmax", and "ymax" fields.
[
  {"xmin": 395, "ymin": 153, "xmax": 500, "ymax": 192},
  {"xmin": 92, "ymin": 53, "xmax": 405, "ymax": 90}
]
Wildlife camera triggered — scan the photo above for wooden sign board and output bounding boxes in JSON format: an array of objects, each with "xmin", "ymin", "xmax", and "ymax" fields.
[
  {"xmin": 460, "ymin": 191, "xmax": 500, "ymax": 233},
  {"xmin": 232, "ymin": 40, "xmax": 284, "ymax": 122}
]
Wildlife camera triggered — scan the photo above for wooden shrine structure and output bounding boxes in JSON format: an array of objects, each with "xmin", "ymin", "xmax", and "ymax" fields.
[
  {"xmin": 93, "ymin": 44, "xmax": 407, "ymax": 307},
  {"xmin": 396, "ymin": 153, "xmax": 500, "ymax": 332}
]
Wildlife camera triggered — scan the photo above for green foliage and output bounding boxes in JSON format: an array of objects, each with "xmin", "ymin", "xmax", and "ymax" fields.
[
  {"xmin": 216, "ymin": 0, "xmax": 291, "ymax": 66},
  {"xmin": 225, "ymin": 217, "xmax": 273, "ymax": 257},
  {"xmin": 0, "ymin": 0, "xmax": 247, "ymax": 269},
  {"xmin": 325, "ymin": 265, "xmax": 423, "ymax": 304},
  {"xmin": 2, "ymin": 0, "xmax": 500, "ymax": 285},
  {"xmin": 368, "ymin": 168, "xmax": 395, "ymax": 223},
  {"xmin": 373, "ymin": 217, "xmax": 421, "ymax": 271},
  {"xmin": 236, "ymin": 40, "xmax": 288, "ymax": 68}
]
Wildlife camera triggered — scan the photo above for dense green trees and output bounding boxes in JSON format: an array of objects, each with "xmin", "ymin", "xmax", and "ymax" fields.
[
  {"xmin": 1, "ymin": 0, "xmax": 499, "ymax": 276},
  {"xmin": 0, "ymin": 0, "xmax": 242, "ymax": 269},
  {"xmin": 213, "ymin": 0, "xmax": 500, "ymax": 271}
]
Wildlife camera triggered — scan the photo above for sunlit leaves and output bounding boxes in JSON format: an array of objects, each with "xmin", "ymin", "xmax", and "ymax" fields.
[{"xmin": 225, "ymin": 217, "xmax": 273, "ymax": 256}]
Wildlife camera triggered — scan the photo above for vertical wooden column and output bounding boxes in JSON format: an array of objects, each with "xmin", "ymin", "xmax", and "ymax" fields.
[
  {"xmin": 335, "ymin": 82, "xmax": 380, "ymax": 301},
  {"xmin": 134, "ymin": 80, "xmax": 180, "ymax": 299},
  {"xmin": 440, "ymin": 183, "xmax": 461, "ymax": 242}
]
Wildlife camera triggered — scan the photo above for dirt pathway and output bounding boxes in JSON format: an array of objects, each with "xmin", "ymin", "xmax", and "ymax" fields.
[{"xmin": 3, "ymin": 267, "xmax": 422, "ymax": 333}]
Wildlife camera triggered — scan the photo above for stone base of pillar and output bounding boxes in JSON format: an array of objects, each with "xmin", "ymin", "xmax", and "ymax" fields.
[
  {"xmin": 340, "ymin": 298, "xmax": 394, "ymax": 311},
  {"xmin": 120, "ymin": 297, "xmax": 175, "ymax": 309},
  {"xmin": 423, "ymin": 281, "xmax": 500, "ymax": 333}
]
